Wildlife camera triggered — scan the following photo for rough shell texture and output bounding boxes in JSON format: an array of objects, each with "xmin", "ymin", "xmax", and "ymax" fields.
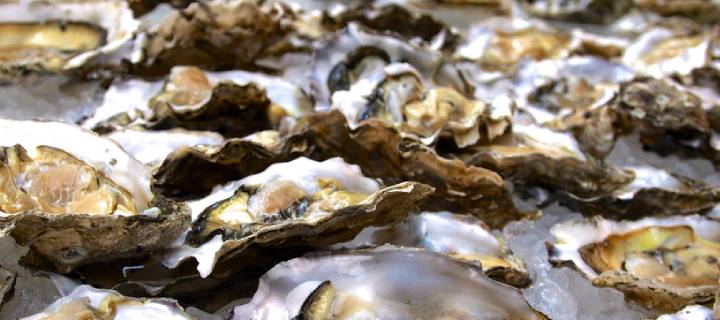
[
  {"xmin": 0, "ymin": 196, "xmax": 189, "ymax": 273},
  {"xmin": 132, "ymin": 0, "xmax": 297, "ymax": 76},
  {"xmin": 154, "ymin": 111, "xmax": 524, "ymax": 227}
]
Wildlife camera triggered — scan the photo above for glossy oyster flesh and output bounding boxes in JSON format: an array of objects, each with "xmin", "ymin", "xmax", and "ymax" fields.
[
  {"xmin": 551, "ymin": 215, "xmax": 720, "ymax": 312},
  {"xmin": 164, "ymin": 157, "xmax": 432, "ymax": 277},
  {"xmin": 233, "ymin": 246, "xmax": 542, "ymax": 320},
  {"xmin": 153, "ymin": 111, "xmax": 523, "ymax": 227},
  {"xmin": 0, "ymin": 119, "xmax": 189, "ymax": 272},
  {"xmin": 0, "ymin": 0, "xmax": 139, "ymax": 75},
  {"xmin": 21, "ymin": 284, "xmax": 191, "ymax": 320}
]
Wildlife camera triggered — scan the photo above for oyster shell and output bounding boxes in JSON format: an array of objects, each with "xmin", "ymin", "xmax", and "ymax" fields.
[
  {"xmin": 463, "ymin": 122, "xmax": 635, "ymax": 198},
  {"xmin": 154, "ymin": 111, "xmax": 523, "ymax": 227},
  {"xmin": 0, "ymin": 119, "xmax": 189, "ymax": 272},
  {"xmin": 635, "ymin": 0, "xmax": 720, "ymax": 23},
  {"xmin": 551, "ymin": 215, "xmax": 720, "ymax": 312},
  {"xmin": 233, "ymin": 246, "xmax": 542, "ymax": 320},
  {"xmin": 323, "ymin": 3, "xmax": 460, "ymax": 51},
  {"xmin": 622, "ymin": 27, "xmax": 713, "ymax": 78},
  {"xmin": 168, "ymin": 157, "xmax": 432, "ymax": 278},
  {"xmin": 104, "ymin": 129, "xmax": 223, "ymax": 165},
  {"xmin": 456, "ymin": 18, "xmax": 574, "ymax": 73},
  {"xmin": 0, "ymin": 0, "xmax": 139, "ymax": 78},
  {"xmin": 132, "ymin": 0, "xmax": 300, "ymax": 76},
  {"xmin": 519, "ymin": 0, "xmax": 632, "ymax": 24},
  {"xmin": 21, "ymin": 284, "xmax": 191, "ymax": 320},
  {"xmin": 333, "ymin": 211, "xmax": 530, "ymax": 288},
  {"xmin": 559, "ymin": 164, "xmax": 720, "ymax": 218},
  {"xmin": 85, "ymin": 66, "xmax": 311, "ymax": 136}
]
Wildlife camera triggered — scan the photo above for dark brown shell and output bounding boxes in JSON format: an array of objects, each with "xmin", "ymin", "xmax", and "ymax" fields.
[
  {"xmin": 192, "ymin": 182, "xmax": 434, "ymax": 266},
  {"xmin": 0, "ymin": 196, "xmax": 189, "ymax": 273},
  {"xmin": 131, "ymin": 1, "xmax": 297, "ymax": 76},
  {"xmin": 147, "ymin": 82, "xmax": 272, "ymax": 138},
  {"xmin": 154, "ymin": 111, "xmax": 525, "ymax": 227}
]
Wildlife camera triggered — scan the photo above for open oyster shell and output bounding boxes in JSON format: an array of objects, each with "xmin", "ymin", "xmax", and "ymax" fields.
[
  {"xmin": 166, "ymin": 157, "xmax": 432, "ymax": 278},
  {"xmin": 563, "ymin": 78, "xmax": 717, "ymax": 163},
  {"xmin": 519, "ymin": 0, "xmax": 632, "ymax": 24},
  {"xmin": 21, "ymin": 284, "xmax": 191, "ymax": 320},
  {"xmin": 85, "ymin": 66, "xmax": 311, "ymax": 137},
  {"xmin": 550, "ymin": 215, "xmax": 720, "ymax": 312},
  {"xmin": 0, "ymin": 0, "xmax": 139, "ymax": 78},
  {"xmin": 635, "ymin": 0, "xmax": 720, "ymax": 23},
  {"xmin": 622, "ymin": 27, "xmax": 714, "ymax": 78},
  {"xmin": 154, "ymin": 111, "xmax": 524, "ymax": 227},
  {"xmin": 333, "ymin": 211, "xmax": 530, "ymax": 288},
  {"xmin": 0, "ymin": 119, "xmax": 189, "ymax": 272},
  {"xmin": 132, "ymin": 0, "xmax": 301, "ymax": 76},
  {"xmin": 462, "ymin": 121, "xmax": 634, "ymax": 198},
  {"xmin": 233, "ymin": 246, "xmax": 543, "ymax": 320}
]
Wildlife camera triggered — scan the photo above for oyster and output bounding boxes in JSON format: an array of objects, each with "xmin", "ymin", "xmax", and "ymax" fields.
[
  {"xmin": 233, "ymin": 246, "xmax": 541, "ymax": 320},
  {"xmin": 233, "ymin": 246, "xmax": 543, "ymax": 320},
  {"xmin": 154, "ymin": 111, "xmax": 523, "ymax": 227},
  {"xmin": 559, "ymin": 164, "xmax": 720, "ymax": 218},
  {"xmin": 635, "ymin": 0, "xmax": 720, "ymax": 23},
  {"xmin": 21, "ymin": 284, "xmax": 191, "ymax": 320},
  {"xmin": 334, "ymin": 211, "xmax": 529, "ymax": 287},
  {"xmin": 323, "ymin": 3, "xmax": 460, "ymax": 51},
  {"xmin": 622, "ymin": 27, "xmax": 713, "ymax": 78},
  {"xmin": 145, "ymin": 66, "xmax": 273, "ymax": 138},
  {"xmin": 551, "ymin": 215, "xmax": 720, "ymax": 311},
  {"xmin": 169, "ymin": 157, "xmax": 432, "ymax": 277},
  {"xmin": 0, "ymin": 119, "xmax": 189, "ymax": 272},
  {"xmin": 463, "ymin": 122, "xmax": 635, "ymax": 199},
  {"xmin": 519, "ymin": 0, "xmax": 632, "ymax": 24},
  {"xmin": 0, "ymin": 0, "xmax": 139, "ymax": 78},
  {"xmin": 563, "ymin": 78, "xmax": 716, "ymax": 162},
  {"xmin": 333, "ymin": 66, "xmax": 514, "ymax": 147},
  {"xmin": 85, "ymin": 66, "xmax": 311, "ymax": 136},
  {"xmin": 132, "ymin": 0, "xmax": 300, "ymax": 76},
  {"xmin": 456, "ymin": 18, "xmax": 573, "ymax": 73}
]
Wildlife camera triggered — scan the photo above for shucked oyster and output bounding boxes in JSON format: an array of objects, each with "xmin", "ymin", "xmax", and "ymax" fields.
[
  {"xmin": 154, "ymin": 111, "xmax": 523, "ymax": 227},
  {"xmin": 0, "ymin": 119, "xmax": 188, "ymax": 272},
  {"xmin": 334, "ymin": 211, "xmax": 530, "ymax": 288},
  {"xmin": 85, "ymin": 66, "xmax": 310, "ymax": 137},
  {"xmin": 332, "ymin": 65, "xmax": 513, "ymax": 147},
  {"xmin": 551, "ymin": 215, "xmax": 720, "ymax": 312},
  {"xmin": 233, "ymin": 246, "xmax": 542, "ymax": 320},
  {"xmin": 463, "ymin": 121, "xmax": 634, "ymax": 199},
  {"xmin": 166, "ymin": 157, "xmax": 432, "ymax": 277},
  {"xmin": 0, "ymin": 0, "xmax": 139, "ymax": 78},
  {"xmin": 519, "ymin": 0, "xmax": 632, "ymax": 24},
  {"xmin": 21, "ymin": 284, "xmax": 191, "ymax": 320},
  {"xmin": 132, "ymin": 0, "xmax": 300, "ymax": 76},
  {"xmin": 456, "ymin": 18, "xmax": 574, "ymax": 73},
  {"xmin": 563, "ymin": 78, "xmax": 716, "ymax": 162}
]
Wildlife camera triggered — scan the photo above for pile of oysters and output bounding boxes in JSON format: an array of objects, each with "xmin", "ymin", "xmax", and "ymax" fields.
[{"xmin": 4, "ymin": 0, "xmax": 720, "ymax": 319}]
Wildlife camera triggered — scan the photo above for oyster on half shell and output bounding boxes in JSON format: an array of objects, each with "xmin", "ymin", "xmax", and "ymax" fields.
[
  {"xmin": 233, "ymin": 246, "xmax": 542, "ymax": 320},
  {"xmin": 333, "ymin": 211, "xmax": 530, "ymax": 288},
  {"xmin": 0, "ymin": 0, "xmax": 139, "ymax": 78},
  {"xmin": 21, "ymin": 284, "xmax": 191, "ymax": 320},
  {"xmin": 153, "ymin": 111, "xmax": 524, "ymax": 227},
  {"xmin": 0, "ymin": 119, "xmax": 189, "ymax": 272},
  {"xmin": 551, "ymin": 215, "xmax": 720, "ymax": 312},
  {"xmin": 167, "ymin": 157, "xmax": 432, "ymax": 278}
]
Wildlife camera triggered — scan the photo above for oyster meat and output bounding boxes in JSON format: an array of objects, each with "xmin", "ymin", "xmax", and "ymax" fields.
[
  {"xmin": 233, "ymin": 246, "xmax": 542, "ymax": 320},
  {"xmin": 551, "ymin": 215, "xmax": 720, "ymax": 312},
  {"xmin": 0, "ymin": 0, "xmax": 139, "ymax": 77},
  {"xmin": 21, "ymin": 284, "xmax": 191, "ymax": 320},
  {"xmin": 0, "ymin": 119, "xmax": 189, "ymax": 272}
]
